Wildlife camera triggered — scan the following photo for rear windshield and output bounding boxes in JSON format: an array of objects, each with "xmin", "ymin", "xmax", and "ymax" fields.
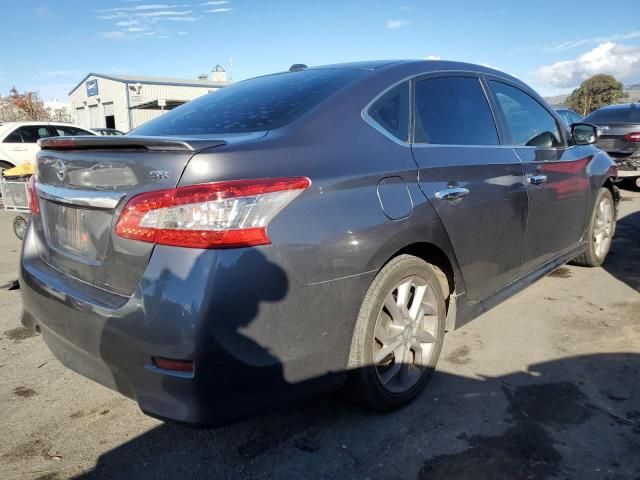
[
  {"xmin": 583, "ymin": 106, "xmax": 640, "ymax": 124},
  {"xmin": 132, "ymin": 69, "xmax": 364, "ymax": 136}
]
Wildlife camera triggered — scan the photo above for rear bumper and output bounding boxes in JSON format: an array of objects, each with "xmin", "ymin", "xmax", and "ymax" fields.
[{"xmin": 20, "ymin": 225, "xmax": 371, "ymax": 425}]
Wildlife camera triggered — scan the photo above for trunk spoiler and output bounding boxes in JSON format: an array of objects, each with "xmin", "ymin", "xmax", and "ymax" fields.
[{"xmin": 38, "ymin": 136, "xmax": 227, "ymax": 152}]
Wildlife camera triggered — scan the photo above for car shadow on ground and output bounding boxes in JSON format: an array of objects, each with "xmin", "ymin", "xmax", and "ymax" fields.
[
  {"xmin": 603, "ymin": 208, "xmax": 640, "ymax": 292},
  {"xmin": 74, "ymin": 353, "xmax": 640, "ymax": 480}
]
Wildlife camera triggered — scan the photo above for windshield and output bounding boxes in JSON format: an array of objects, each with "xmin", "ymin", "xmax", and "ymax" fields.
[{"xmin": 131, "ymin": 69, "xmax": 365, "ymax": 136}]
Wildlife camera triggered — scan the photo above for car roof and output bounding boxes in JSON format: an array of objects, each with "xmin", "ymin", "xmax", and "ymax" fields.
[
  {"xmin": 593, "ymin": 103, "xmax": 637, "ymax": 111},
  {"xmin": 0, "ymin": 121, "xmax": 87, "ymax": 128},
  {"xmin": 306, "ymin": 59, "xmax": 528, "ymax": 89}
]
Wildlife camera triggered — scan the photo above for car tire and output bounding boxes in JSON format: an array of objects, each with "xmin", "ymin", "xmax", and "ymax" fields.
[
  {"xmin": 347, "ymin": 254, "xmax": 446, "ymax": 411},
  {"xmin": 572, "ymin": 187, "xmax": 616, "ymax": 267}
]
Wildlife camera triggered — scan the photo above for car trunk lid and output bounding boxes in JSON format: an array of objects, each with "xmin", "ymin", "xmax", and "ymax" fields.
[
  {"xmin": 32, "ymin": 135, "xmax": 230, "ymax": 297},
  {"xmin": 593, "ymin": 123, "xmax": 640, "ymax": 155}
]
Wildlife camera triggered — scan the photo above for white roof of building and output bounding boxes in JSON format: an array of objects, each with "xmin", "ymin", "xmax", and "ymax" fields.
[{"xmin": 69, "ymin": 73, "xmax": 231, "ymax": 95}]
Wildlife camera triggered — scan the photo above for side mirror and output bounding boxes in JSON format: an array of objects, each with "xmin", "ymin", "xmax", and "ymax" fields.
[{"xmin": 571, "ymin": 123, "xmax": 598, "ymax": 145}]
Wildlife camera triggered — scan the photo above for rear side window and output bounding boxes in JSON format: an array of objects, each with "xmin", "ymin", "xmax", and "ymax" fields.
[
  {"xmin": 414, "ymin": 76, "xmax": 499, "ymax": 145},
  {"xmin": 3, "ymin": 129, "xmax": 22, "ymax": 143},
  {"xmin": 368, "ymin": 82, "xmax": 409, "ymax": 142},
  {"xmin": 132, "ymin": 69, "xmax": 365, "ymax": 136},
  {"xmin": 490, "ymin": 81, "xmax": 563, "ymax": 147},
  {"xmin": 19, "ymin": 126, "xmax": 53, "ymax": 143}
]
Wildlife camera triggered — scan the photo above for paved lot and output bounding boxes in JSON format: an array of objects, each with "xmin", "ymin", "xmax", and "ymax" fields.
[{"xmin": 1, "ymin": 191, "xmax": 639, "ymax": 480}]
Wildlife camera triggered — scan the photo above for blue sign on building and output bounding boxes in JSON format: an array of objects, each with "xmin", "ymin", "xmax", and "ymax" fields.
[{"xmin": 86, "ymin": 79, "xmax": 99, "ymax": 97}]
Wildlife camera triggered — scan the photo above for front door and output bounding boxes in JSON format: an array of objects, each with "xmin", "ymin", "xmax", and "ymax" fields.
[
  {"xmin": 411, "ymin": 74, "xmax": 528, "ymax": 302},
  {"xmin": 487, "ymin": 80, "xmax": 591, "ymax": 273},
  {"xmin": 9, "ymin": 125, "xmax": 56, "ymax": 166}
]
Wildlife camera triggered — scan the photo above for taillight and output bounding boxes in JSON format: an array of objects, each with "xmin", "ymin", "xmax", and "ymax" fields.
[
  {"xmin": 28, "ymin": 176, "xmax": 39, "ymax": 214},
  {"xmin": 624, "ymin": 132, "xmax": 640, "ymax": 142},
  {"xmin": 115, "ymin": 177, "xmax": 311, "ymax": 248}
]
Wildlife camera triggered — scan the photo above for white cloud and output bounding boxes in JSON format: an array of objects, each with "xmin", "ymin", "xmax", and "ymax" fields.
[
  {"xmin": 201, "ymin": 1, "xmax": 228, "ymax": 4},
  {"xmin": 97, "ymin": 3, "xmax": 200, "ymax": 39},
  {"xmin": 135, "ymin": 10, "xmax": 192, "ymax": 17},
  {"xmin": 386, "ymin": 19, "xmax": 410, "ymax": 30},
  {"xmin": 206, "ymin": 8, "xmax": 232, "ymax": 13},
  {"xmin": 117, "ymin": 19, "xmax": 140, "ymax": 26},
  {"xmin": 424, "ymin": 55, "xmax": 441, "ymax": 60},
  {"xmin": 101, "ymin": 31, "xmax": 127, "ymax": 39},
  {"xmin": 545, "ymin": 30, "xmax": 640, "ymax": 52},
  {"xmin": 164, "ymin": 16, "xmax": 197, "ymax": 21},
  {"xmin": 532, "ymin": 42, "xmax": 640, "ymax": 92},
  {"xmin": 98, "ymin": 4, "xmax": 180, "ymax": 12}
]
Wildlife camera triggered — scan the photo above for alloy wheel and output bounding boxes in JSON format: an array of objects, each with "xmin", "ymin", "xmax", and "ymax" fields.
[
  {"xmin": 373, "ymin": 276, "xmax": 439, "ymax": 393},
  {"xmin": 593, "ymin": 195, "xmax": 613, "ymax": 260}
]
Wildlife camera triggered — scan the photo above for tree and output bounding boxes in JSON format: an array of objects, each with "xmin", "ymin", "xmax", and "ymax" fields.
[
  {"xmin": 565, "ymin": 75, "xmax": 626, "ymax": 116},
  {"xmin": 8, "ymin": 87, "xmax": 49, "ymax": 121},
  {"xmin": 46, "ymin": 105, "xmax": 72, "ymax": 123},
  {"xmin": 0, "ymin": 95, "xmax": 22, "ymax": 122}
]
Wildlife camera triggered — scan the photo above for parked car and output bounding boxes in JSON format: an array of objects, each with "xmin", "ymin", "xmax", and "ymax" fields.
[
  {"xmin": 0, "ymin": 122, "xmax": 95, "ymax": 169},
  {"xmin": 583, "ymin": 103, "xmax": 640, "ymax": 190},
  {"xmin": 554, "ymin": 108, "xmax": 583, "ymax": 126},
  {"xmin": 92, "ymin": 128, "xmax": 125, "ymax": 136},
  {"xmin": 20, "ymin": 61, "xmax": 618, "ymax": 426}
]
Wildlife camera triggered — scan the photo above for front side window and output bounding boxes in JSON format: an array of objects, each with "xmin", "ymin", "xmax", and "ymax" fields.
[
  {"xmin": 490, "ymin": 81, "xmax": 563, "ymax": 147},
  {"xmin": 19, "ymin": 126, "xmax": 54, "ymax": 143},
  {"xmin": 414, "ymin": 76, "xmax": 499, "ymax": 145},
  {"xmin": 3, "ymin": 129, "xmax": 22, "ymax": 143},
  {"xmin": 132, "ymin": 68, "xmax": 365, "ymax": 136},
  {"xmin": 367, "ymin": 82, "xmax": 409, "ymax": 142}
]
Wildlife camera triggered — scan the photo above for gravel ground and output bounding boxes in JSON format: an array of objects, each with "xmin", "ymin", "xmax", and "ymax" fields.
[{"xmin": 0, "ymin": 190, "xmax": 639, "ymax": 480}]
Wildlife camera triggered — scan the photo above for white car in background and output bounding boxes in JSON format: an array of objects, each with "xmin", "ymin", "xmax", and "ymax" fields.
[{"xmin": 0, "ymin": 122, "xmax": 95, "ymax": 168}]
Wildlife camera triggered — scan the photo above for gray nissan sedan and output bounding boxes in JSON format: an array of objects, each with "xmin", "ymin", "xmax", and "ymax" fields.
[{"xmin": 21, "ymin": 61, "xmax": 618, "ymax": 426}]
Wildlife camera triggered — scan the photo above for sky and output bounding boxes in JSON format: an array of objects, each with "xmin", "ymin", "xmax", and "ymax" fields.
[{"xmin": 1, "ymin": 0, "xmax": 639, "ymax": 102}]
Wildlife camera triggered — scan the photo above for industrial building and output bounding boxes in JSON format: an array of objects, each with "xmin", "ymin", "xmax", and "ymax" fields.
[{"xmin": 68, "ymin": 66, "xmax": 231, "ymax": 132}]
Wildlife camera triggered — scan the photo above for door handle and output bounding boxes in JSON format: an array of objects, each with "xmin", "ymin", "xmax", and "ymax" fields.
[
  {"xmin": 11, "ymin": 147, "xmax": 27, "ymax": 152},
  {"xmin": 528, "ymin": 174, "xmax": 548, "ymax": 185},
  {"xmin": 435, "ymin": 187, "xmax": 470, "ymax": 201}
]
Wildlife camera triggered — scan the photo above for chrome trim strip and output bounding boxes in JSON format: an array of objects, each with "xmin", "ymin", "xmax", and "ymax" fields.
[{"xmin": 36, "ymin": 183, "xmax": 124, "ymax": 209}]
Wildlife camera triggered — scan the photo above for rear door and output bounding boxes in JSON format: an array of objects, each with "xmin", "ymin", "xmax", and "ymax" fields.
[
  {"xmin": 487, "ymin": 79, "xmax": 591, "ymax": 273},
  {"xmin": 411, "ymin": 73, "xmax": 528, "ymax": 302}
]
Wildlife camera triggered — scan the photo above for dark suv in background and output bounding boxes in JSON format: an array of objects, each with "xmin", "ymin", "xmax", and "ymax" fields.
[
  {"xmin": 584, "ymin": 103, "xmax": 640, "ymax": 189},
  {"xmin": 21, "ymin": 61, "xmax": 618, "ymax": 426}
]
